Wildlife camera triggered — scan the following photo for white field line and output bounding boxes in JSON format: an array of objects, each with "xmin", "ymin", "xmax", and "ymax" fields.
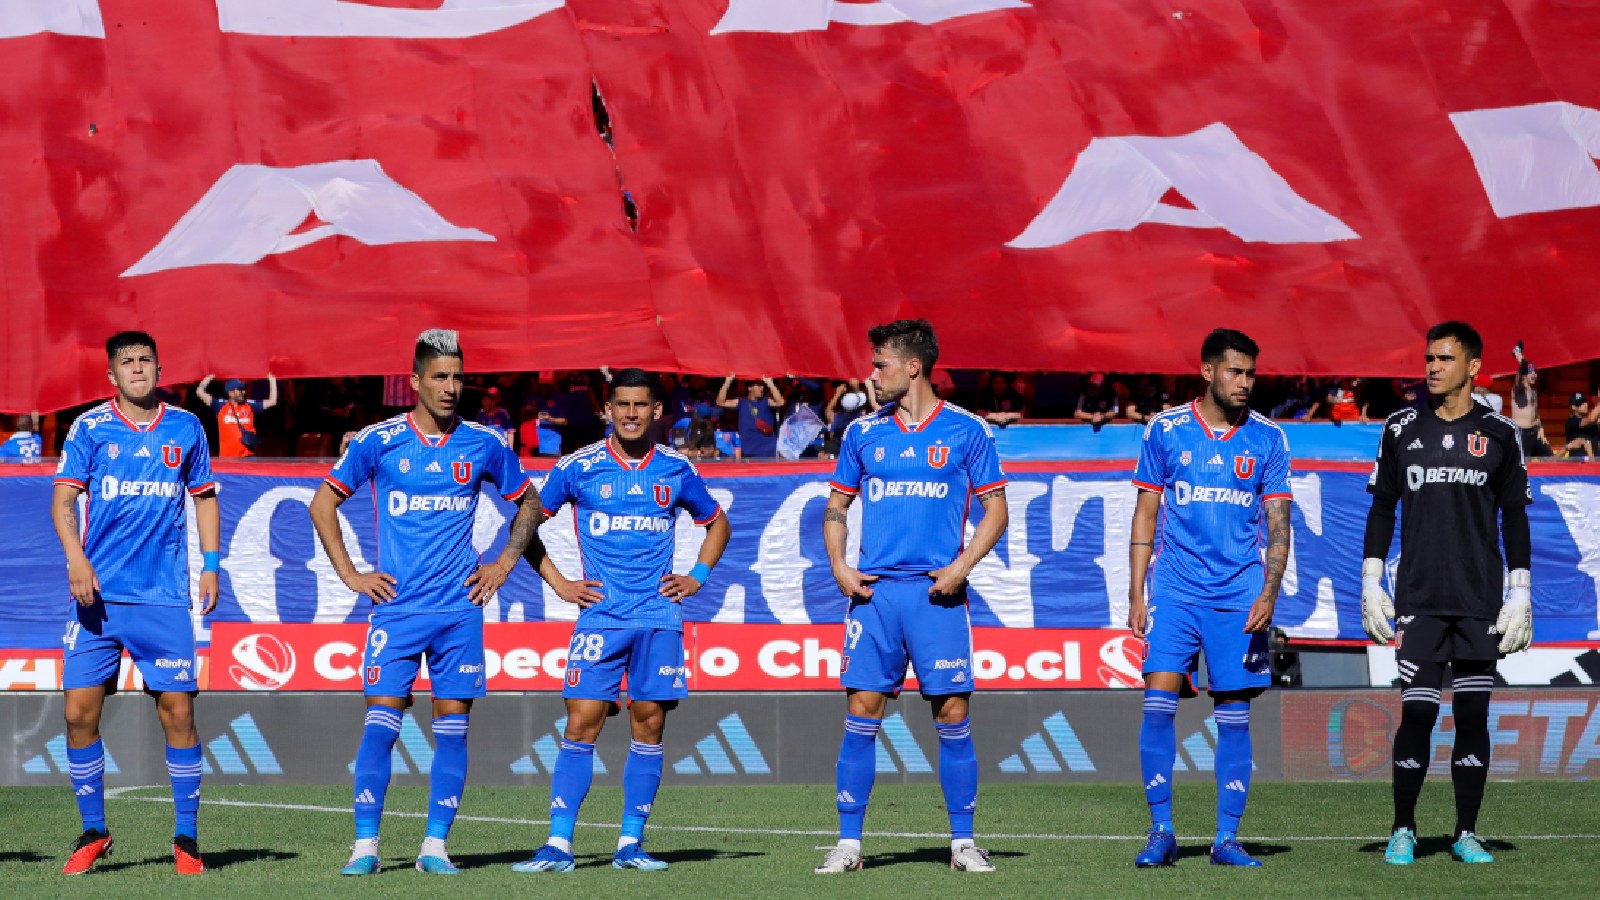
[{"xmin": 103, "ymin": 787, "xmax": 1600, "ymax": 843}]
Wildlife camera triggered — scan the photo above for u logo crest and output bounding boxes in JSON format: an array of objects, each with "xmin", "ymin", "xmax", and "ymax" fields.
[
  {"xmin": 1467, "ymin": 434, "xmax": 1488, "ymax": 457},
  {"xmin": 162, "ymin": 445, "xmax": 182, "ymax": 469},
  {"xmin": 927, "ymin": 445, "xmax": 950, "ymax": 469},
  {"xmin": 1234, "ymin": 456, "xmax": 1255, "ymax": 479},
  {"xmin": 452, "ymin": 461, "xmax": 472, "ymax": 484},
  {"xmin": 654, "ymin": 484, "xmax": 672, "ymax": 507}
]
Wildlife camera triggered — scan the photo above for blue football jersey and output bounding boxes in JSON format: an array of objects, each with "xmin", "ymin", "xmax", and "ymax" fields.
[
  {"xmin": 829, "ymin": 401, "xmax": 1007, "ymax": 577},
  {"xmin": 1132, "ymin": 402, "xmax": 1293, "ymax": 609},
  {"xmin": 326, "ymin": 414, "xmax": 530, "ymax": 615},
  {"xmin": 54, "ymin": 401, "xmax": 215, "ymax": 606},
  {"xmin": 539, "ymin": 440, "xmax": 722, "ymax": 632}
]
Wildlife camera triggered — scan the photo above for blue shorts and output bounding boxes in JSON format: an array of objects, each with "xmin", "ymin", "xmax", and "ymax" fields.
[
  {"xmin": 363, "ymin": 609, "xmax": 486, "ymax": 700},
  {"xmin": 562, "ymin": 627, "xmax": 687, "ymax": 703},
  {"xmin": 1142, "ymin": 599, "xmax": 1270, "ymax": 694},
  {"xmin": 63, "ymin": 601, "xmax": 197, "ymax": 693},
  {"xmin": 841, "ymin": 577, "xmax": 973, "ymax": 696}
]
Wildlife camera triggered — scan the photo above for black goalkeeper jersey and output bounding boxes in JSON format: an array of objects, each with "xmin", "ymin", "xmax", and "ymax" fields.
[{"xmin": 1367, "ymin": 402, "xmax": 1531, "ymax": 618}]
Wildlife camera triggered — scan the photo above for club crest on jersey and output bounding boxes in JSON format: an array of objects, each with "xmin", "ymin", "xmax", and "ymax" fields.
[
  {"xmin": 927, "ymin": 445, "xmax": 950, "ymax": 469},
  {"xmin": 1442, "ymin": 434, "xmax": 1455, "ymax": 450},
  {"xmin": 600, "ymin": 483, "xmax": 613, "ymax": 499},
  {"xmin": 107, "ymin": 444, "xmax": 120, "ymax": 460},
  {"xmin": 1234, "ymin": 456, "xmax": 1255, "ymax": 479},
  {"xmin": 1180, "ymin": 450, "xmax": 1192, "ymax": 466},
  {"xmin": 874, "ymin": 447, "xmax": 885, "ymax": 462},
  {"xmin": 566, "ymin": 666, "xmax": 582, "ymax": 687},
  {"xmin": 451, "ymin": 461, "xmax": 471, "ymax": 484},
  {"xmin": 365, "ymin": 666, "xmax": 381, "ymax": 685},
  {"xmin": 1468, "ymin": 434, "xmax": 1488, "ymax": 457},
  {"xmin": 654, "ymin": 484, "xmax": 672, "ymax": 507},
  {"xmin": 398, "ymin": 458, "xmax": 411, "ymax": 474},
  {"xmin": 162, "ymin": 445, "xmax": 182, "ymax": 469}
]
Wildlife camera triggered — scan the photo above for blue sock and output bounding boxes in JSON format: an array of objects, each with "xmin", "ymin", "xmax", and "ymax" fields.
[
  {"xmin": 1213, "ymin": 702, "xmax": 1252, "ymax": 838},
  {"xmin": 836, "ymin": 716, "xmax": 880, "ymax": 842},
  {"xmin": 426, "ymin": 715, "xmax": 470, "ymax": 841},
  {"xmin": 1140, "ymin": 690, "xmax": 1179, "ymax": 829},
  {"xmin": 621, "ymin": 740, "xmax": 664, "ymax": 844},
  {"xmin": 67, "ymin": 740, "xmax": 107, "ymax": 833},
  {"xmin": 353, "ymin": 706, "xmax": 402, "ymax": 841},
  {"xmin": 549, "ymin": 740, "xmax": 595, "ymax": 845},
  {"xmin": 935, "ymin": 718, "xmax": 978, "ymax": 841},
  {"xmin": 166, "ymin": 744, "xmax": 203, "ymax": 840}
]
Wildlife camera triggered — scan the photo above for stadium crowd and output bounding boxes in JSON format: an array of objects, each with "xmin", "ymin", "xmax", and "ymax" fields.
[{"xmin": 3, "ymin": 364, "xmax": 1596, "ymax": 463}]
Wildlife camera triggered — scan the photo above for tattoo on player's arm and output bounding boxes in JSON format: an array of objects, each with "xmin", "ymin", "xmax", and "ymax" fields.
[
  {"xmin": 824, "ymin": 509, "xmax": 848, "ymax": 526},
  {"xmin": 981, "ymin": 488, "xmax": 1006, "ymax": 505},
  {"xmin": 1262, "ymin": 500, "xmax": 1291, "ymax": 592}
]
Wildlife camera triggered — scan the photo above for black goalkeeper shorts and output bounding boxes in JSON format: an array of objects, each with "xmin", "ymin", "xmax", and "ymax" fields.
[{"xmin": 1395, "ymin": 614, "xmax": 1499, "ymax": 663}]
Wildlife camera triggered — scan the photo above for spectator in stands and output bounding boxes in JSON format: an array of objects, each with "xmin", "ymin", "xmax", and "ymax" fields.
[
  {"xmin": 1563, "ymin": 392, "xmax": 1599, "ymax": 458},
  {"xmin": 540, "ymin": 373, "xmax": 602, "ymax": 454},
  {"xmin": 1361, "ymin": 377, "xmax": 1403, "ymax": 421},
  {"xmin": 476, "ymin": 386, "xmax": 514, "ymax": 442},
  {"xmin": 979, "ymin": 373, "xmax": 1027, "ymax": 426},
  {"xmin": 1127, "ymin": 376, "xmax": 1171, "ymax": 424},
  {"xmin": 1327, "ymin": 378, "xmax": 1365, "ymax": 423},
  {"xmin": 1470, "ymin": 373, "xmax": 1503, "ymax": 414},
  {"xmin": 1271, "ymin": 376, "xmax": 1322, "ymax": 419},
  {"xmin": 1074, "ymin": 373, "xmax": 1117, "ymax": 431},
  {"xmin": 824, "ymin": 378, "xmax": 874, "ymax": 458},
  {"xmin": 718, "ymin": 374, "xmax": 783, "ymax": 459},
  {"xmin": 0, "ymin": 414, "xmax": 43, "ymax": 462},
  {"xmin": 197, "ymin": 372, "xmax": 278, "ymax": 458},
  {"xmin": 1509, "ymin": 345, "xmax": 1554, "ymax": 457}
]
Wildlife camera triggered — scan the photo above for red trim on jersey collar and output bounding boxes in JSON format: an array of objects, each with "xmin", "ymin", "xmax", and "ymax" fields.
[
  {"xmin": 606, "ymin": 436, "xmax": 655, "ymax": 470},
  {"xmin": 1190, "ymin": 399, "xmax": 1242, "ymax": 441},
  {"xmin": 111, "ymin": 398, "xmax": 165, "ymax": 432},
  {"xmin": 893, "ymin": 399, "xmax": 945, "ymax": 433},
  {"xmin": 406, "ymin": 412, "xmax": 456, "ymax": 447}
]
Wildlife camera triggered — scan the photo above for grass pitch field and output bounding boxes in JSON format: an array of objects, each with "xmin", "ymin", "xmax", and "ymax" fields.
[{"xmin": 3, "ymin": 781, "xmax": 1596, "ymax": 898}]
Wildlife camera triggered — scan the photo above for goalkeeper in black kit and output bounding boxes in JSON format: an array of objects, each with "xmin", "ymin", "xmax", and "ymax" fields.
[{"xmin": 1360, "ymin": 321, "xmax": 1533, "ymax": 866}]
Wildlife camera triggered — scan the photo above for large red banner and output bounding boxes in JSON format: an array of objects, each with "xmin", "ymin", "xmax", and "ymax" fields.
[
  {"xmin": 204, "ymin": 622, "xmax": 1144, "ymax": 692},
  {"xmin": 4, "ymin": 1, "xmax": 1599, "ymax": 411}
]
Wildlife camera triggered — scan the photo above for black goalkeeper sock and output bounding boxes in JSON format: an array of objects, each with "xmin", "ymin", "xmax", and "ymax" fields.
[
  {"xmin": 1392, "ymin": 659, "xmax": 1444, "ymax": 832},
  {"xmin": 1451, "ymin": 665, "xmax": 1496, "ymax": 836}
]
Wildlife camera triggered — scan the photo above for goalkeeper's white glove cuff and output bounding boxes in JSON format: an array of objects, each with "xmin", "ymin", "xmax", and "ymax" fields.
[
  {"xmin": 1508, "ymin": 568, "xmax": 1532, "ymax": 602},
  {"xmin": 1361, "ymin": 557, "xmax": 1384, "ymax": 589}
]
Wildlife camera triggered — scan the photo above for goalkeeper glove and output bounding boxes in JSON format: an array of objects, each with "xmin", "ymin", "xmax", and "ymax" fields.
[
  {"xmin": 1361, "ymin": 558, "xmax": 1395, "ymax": 644},
  {"xmin": 1495, "ymin": 568, "xmax": 1533, "ymax": 654}
]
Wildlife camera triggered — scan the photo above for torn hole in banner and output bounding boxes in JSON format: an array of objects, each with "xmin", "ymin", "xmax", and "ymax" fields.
[{"xmin": 591, "ymin": 79, "xmax": 638, "ymax": 232}]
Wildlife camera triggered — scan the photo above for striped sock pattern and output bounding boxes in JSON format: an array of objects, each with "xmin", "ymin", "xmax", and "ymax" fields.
[
  {"xmin": 67, "ymin": 740, "xmax": 107, "ymax": 832},
  {"xmin": 836, "ymin": 716, "xmax": 881, "ymax": 842},
  {"xmin": 426, "ymin": 715, "xmax": 470, "ymax": 840},
  {"xmin": 353, "ymin": 706, "xmax": 403, "ymax": 840},
  {"xmin": 1212, "ymin": 703, "xmax": 1252, "ymax": 836},
  {"xmin": 935, "ymin": 718, "xmax": 978, "ymax": 841},
  {"xmin": 166, "ymin": 744, "xmax": 204, "ymax": 840},
  {"xmin": 549, "ymin": 740, "xmax": 595, "ymax": 845},
  {"xmin": 1139, "ymin": 690, "xmax": 1179, "ymax": 828},
  {"xmin": 622, "ymin": 741, "xmax": 665, "ymax": 841}
]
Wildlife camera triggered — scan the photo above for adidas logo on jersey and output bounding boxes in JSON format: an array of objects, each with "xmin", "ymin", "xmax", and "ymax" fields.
[
  {"xmin": 628, "ymin": 484, "xmax": 644, "ymax": 496},
  {"xmin": 900, "ymin": 447, "xmax": 916, "ymax": 458},
  {"xmin": 1395, "ymin": 758, "xmax": 1422, "ymax": 769},
  {"xmin": 1408, "ymin": 439, "xmax": 1423, "ymax": 450},
  {"xmin": 356, "ymin": 789, "xmax": 377, "ymax": 804},
  {"xmin": 1209, "ymin": 454, "xmax": 1223, "ymax": 465},
  {"xmin": 436, "ymin": 796, "xmax": 460, "ymax": 809},
  {"xmin": 426, "ymin": 461, "xmax": 442, "ymax": 473},
  {"xmin": 135, "ymin": 446, "xmax": 151, "ymax": 458},
  {"xmin": 1224, "ymin": 779, "xmax": 1247, "ymax": 792},
  {"xmin": 1454, "ymin": 755, "xmax": 1485, "ymax": 767},
  {"xmin": 1145, "ymin": 773, "xmax": 1166, "ymax": 790}
]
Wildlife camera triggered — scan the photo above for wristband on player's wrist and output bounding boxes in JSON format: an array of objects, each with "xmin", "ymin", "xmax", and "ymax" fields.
[
  {"xmin": 202, "ymin": 551, "xmax": 221, "ymax": 573},
  {"xmin": 689, "ymin": 562, "xmax": 713, "ymax": 585}
]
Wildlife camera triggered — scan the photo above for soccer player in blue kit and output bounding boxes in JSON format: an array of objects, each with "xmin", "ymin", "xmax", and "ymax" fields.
[
  {"xmin": 52, "ymin": 331, "xmax": 221, "ymax": 876},
  {"xmin": 1127, "ymin": 329, "xmax": 1293, "ymax": 868},
  {"xmin": 814, "ymin": 320, "xmax": 1010, "ymax": 875},
  {"xmin": 309, "ymin": 329, "xmax": 542, "ymax": 876},
  {"xmin": 513, "ymin": 368, "xmax": 730, "ymax": 874}
]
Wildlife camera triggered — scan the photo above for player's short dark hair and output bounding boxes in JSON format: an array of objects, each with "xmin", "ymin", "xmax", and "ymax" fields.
[
  {"xmin": 1425, "ymin": 321, "xmax": 1483, "ymax": 360},
  {"xmin": 868, "ymin": 319, "xmax": 939, "ymax": 373},
  {"xmin": 412, "ymin": 328, "xmax": 463, "ymax": 374},
  {"xmin": 608, "ymin": 367, "xmax": 658, "ymax": 401},
  {"xmin": 105, "ymin": 330, "xmax": 158, "ymax": 363},
  {"xmin": 1200, "ymin": 328, "xmax": 1259, "ymax": 364}
]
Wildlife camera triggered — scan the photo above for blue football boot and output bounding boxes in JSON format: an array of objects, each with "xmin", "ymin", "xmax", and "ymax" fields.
[
  {"xmin": 1135, "ymin": 826, "xmax": 1178, "ymax": 868},
  {"xmin": 512, "ymin": 843, "xmax": 576, "ymax": 873},
  {"xmin": 1210, "ymin": 833, "xmax": 1262, "ymax": 867},
  {"xmin": 613, "ymin": 842, "xmax": 669, "ymax": 871}
]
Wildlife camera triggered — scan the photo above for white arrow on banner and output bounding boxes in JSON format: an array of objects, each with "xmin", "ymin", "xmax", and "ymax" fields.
[
  {"xmin": 712, "ymin": 0, "xmax": 1028, "ymax": 35},
  {"xmin": 0, "ymin": 0, "xmax": 103, "ymax": 39},
  {"xmin": 217, "ymin": 0, "xmax": 564, "ymax": 39}
]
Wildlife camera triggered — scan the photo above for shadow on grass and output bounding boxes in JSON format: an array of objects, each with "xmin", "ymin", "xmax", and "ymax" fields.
[
  {"xmin": 0, "ymin": 852, "xmax": 50, "ymax": 864},
  {"xmin": 864, "ymin": 847, "xmax": 1027, "ymax": 869},
  {"xmin": 98, "ymin": 847, "xmax": 296, "ymax": 873},
  {"xmin": 452, "ymin": 847, "xmax": 764, "ymax": 870},
  {"xmin": 1357, "ymin": 836, "xmax": 1517, "ymax": 859}
]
